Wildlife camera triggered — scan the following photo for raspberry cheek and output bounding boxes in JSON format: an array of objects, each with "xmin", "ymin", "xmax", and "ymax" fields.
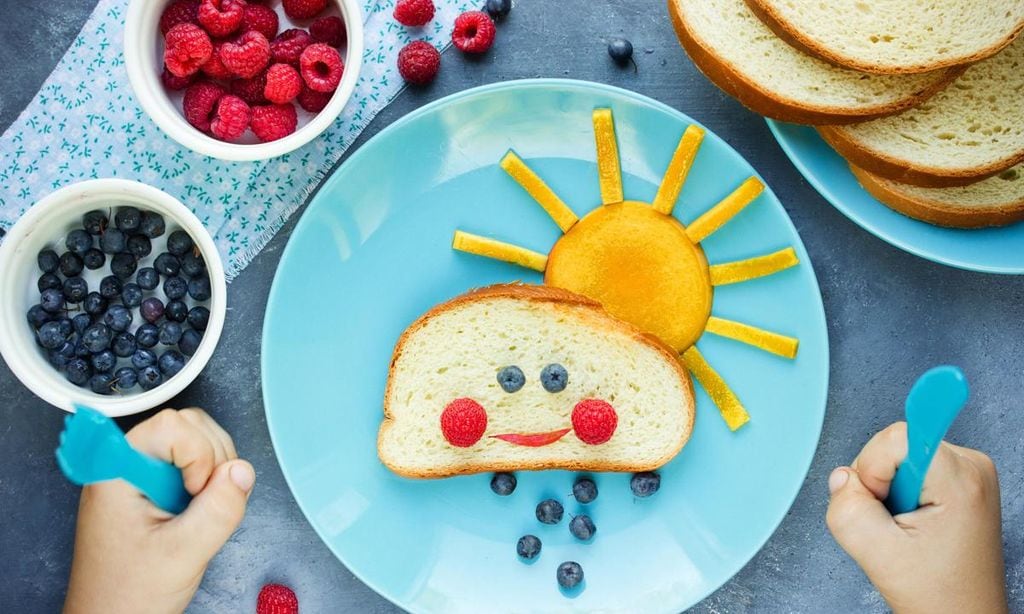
[
  {"xmin": 440, "ymin": 398, "xmax": 488, "ymax": 447},
  {"xmin": 571, "ymin": 399, "xmax": 618, "ymax": 445}
]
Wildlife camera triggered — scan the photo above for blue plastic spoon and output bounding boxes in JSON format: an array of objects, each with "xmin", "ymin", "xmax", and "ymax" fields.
[
  {"xmin": 885, "ymin": 366, "xmax": 969, "ymax": 515},
  {"xmin": 55, "ymin": 404, "xmax": 191, "ymax": 514}
]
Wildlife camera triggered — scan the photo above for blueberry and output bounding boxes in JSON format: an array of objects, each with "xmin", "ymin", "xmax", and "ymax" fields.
[
  {"xmin": 37, "ymin": 321, "xmax": 67, "ymax": 349},
  {"xmin": 569, "ymin": 515, "xmax": 596, "ymax": 541},
  {"xmin": 136, "ymin": 267, "xmax": 159, "ymax": 291},
  {"xmin": 139, "ymin": 211, "xmax": 165, "ymax": 238},
  {"xmin": 540, "ymin": 363, "xmax": 568, "ymax": 393},
  {"xmin": 89, "ymin": 373, "xmax": 115, "ymax": 395},
  {"xmin": 91, "ymin": 350, "xmax": 116, "ymax": 373},
  {"xmin": 65, "ymin": 358, "xmax": 92, "ymax": 386},
  {"xmin": 484, "ymin": 0, "xmax": 511, "ymax": 18},
  {"xmin": 82, "ymin": 324, "xmax": 113, "ymax": 353},
  {"xmin": 121, "ymin": 283, "xmax": 143, "ymax": 308},
  {"xmin": 536, "ymin": 499, "xmax": 564, "ymax": 524},
  {"xmin": 56, "ymin": 317, "xmax": 73, "ymax": 338},
  {"xmin": 112, "ymin": 332, "xmax": 137, "ymax": 357},
  {"xmin": 82, "ymin": 248, "xmax": 106, "ymax": 270},
  {"xmin": 179, "ymin": 329, "xmax": 202, "ymax": 356},
  {"xmin": 163, "ymin": 276, "xmax": 187, "ymax": 300},
  {"xmin": 162, "ymin": 300, "xmax": 185, "ymax": 323},
  {"xmin": 187, "ymin": 306, "xmax": 210, "ymax": 331},
  {"xmin": 115, "ymin": 206, "xmax": 141, "ymax": 232},
  {"xmin": 187, "ymin": 275, "xmax": 211, "ymax": 301},
  {"xmin": 26, "ymin": 304, "xmax": 52, "ymax": 329},
  {"xmin": 40, "ymin": 288, "xmax": 65, "ymax": 313},
  {"xmin": 65, "ymin": 229, "xmax": 93, "ymax": 255},
  {"xmin": 141, "ymin": 297, "xmax": 165, "ymax": 323},
  {"xmin": 104, "ymin": 304, "xmax": 133, "ymax": 332},
  {"xmin": 49, "ymin": 340, "xmax": 76, "ymax": 369},
  {"xmin": 113, "ymin": 366, "xmax": 138, "ymax": 390},
  {"xmin": 59, "ymin": 251, "xmax": 84, "ymax": 277},
  {"xmin": 158, "ymin": 350, "xmax": 186, "ymax": 377},
  {"xmin": 74, "ymin": 339, "xmax": 92, "ymax": 358},
  {"xmin": 138, "ymin": 365, "xmax": 163, "ymax": 390},
  {"xmin": 154, "ymin": 252, "xmax": 180, "ymax": 276},
  {"xmin": 497, "ymin": 365, "xmax": 525, "ymax": 393},
  {"xmin": 159, "ymin": 321, "xmax": 183, "ymax": 345},
  {"xmin": 630, "ymin": 471, "xmax": 660, "ymax": 498},
  {"xmin": 131, "ymin": 348, "xmax": 158, "ymax": 369},
  {"xmin": 62, "ymin": 277, "xmax": 89, "ymax": 303},
  {"xmin": 572, "ymin": 477, "xmax": 598, "ymax": 504},
  {"xmin": 136, "ymin": 323, "xmax": 160, "ymax": 348},
  {"xmin": 127, "ymin": 234, "xmax": 151, "ymax": 258},
  {"xmin": 608, "ymin": 37, "xmax": 633, "ymax": 65},
  {"xmin": 110, "ymin": 252, "xmax": 138, "ymax": 279},
  {"xmin": 98, "ymin": 276, "xmax": 121, "ymax": 300},
  {"xmin": 516, "ymin": 535, "xmax": 541, "ymax": 560},
  {"xmin": 72, "ymin": 313, "xmax": 92, "ymax": 336},
  {"xmin": 37, "ymin": 248, "xmax": 59, "ymax": 273},
  {"xmin": 166, "ymin": 230, "xmax": 193, "ymax": 256},
  {"xmin": 180, "ymin": 251, "xmax": 205, "ymax": 277},
  {"xmin": 556, "ymin": 561, "xmax": 584, "ymax": 589},
  {"xmin": 38, "ymin": 272, "xmax": 63, "ymax": 292},
  {"xmin": 83, "ymin": 292, "xmax": 108, "ymax": 316},
  {"xmin": 99, "ymin": 228, "xmax": 126, "ymax": 254},
  {"xmin": 490, "ymin": 472, "xmax": 517, "ymax": 496},
  {"xmin": 82, "ymin": 210, "xmax": 108, "ymax": 235}
]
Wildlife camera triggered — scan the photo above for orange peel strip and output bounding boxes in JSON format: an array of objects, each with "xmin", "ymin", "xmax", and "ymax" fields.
[
  {"xmin": 500, "ymin": 151, "xmax": 578, "ymax": 233},
  {"xmin": 705, "ymin": 316, "xmax": 799, "ymax": 359},
  {"xmin": 452, "ymin": 231, "xmax": 547, "ymax": 272},
  {"xmin": 681, "ymin": 346, "xmax": 750, "ymax": 431},
  {"xmin": 685, "ymin": 177, "xmax": 765, "ymax": 244},
  {"xmin": 592, "ymin": 109, "xmax": 624, "ymax": 205},
  {"xmin": 652, "ymin": 125, "xmax": 705, "ymax": 215},
  {"xmin": 709, "ymin": 247, "xmax": 799, "ymax": 286}
]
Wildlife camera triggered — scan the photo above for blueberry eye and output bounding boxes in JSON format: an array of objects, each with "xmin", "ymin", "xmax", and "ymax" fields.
[
  {"xmin": 497, "ymin": 365, "xmax": 526, "ymax": 393},
  {"xmin": 540, "ymin": 363, "xmax": 568, "ymax": 393}
]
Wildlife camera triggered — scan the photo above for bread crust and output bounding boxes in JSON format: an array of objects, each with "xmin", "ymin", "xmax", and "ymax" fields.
[
  {"xmin": 850, "ymin": 164, "xmax": 1024, "ymax": 228},
  {"xmin": 744, "ymin": 0, "xmax": 1024, "ymax": 75},
  {"xmin": 818, "ymin": 125, "xmax": 1024, "ymax": 188},
  {"xmin": 378, "ymin": 283, "xmax": 696, "ymax": 479},
  {"xmin": 667, "ymin": 0, "xmax": 963, "ymax": 125}
]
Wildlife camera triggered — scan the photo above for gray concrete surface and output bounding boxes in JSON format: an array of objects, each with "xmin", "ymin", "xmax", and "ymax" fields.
[{"xmin": 1, "ymin": 1, "xmax": 1022, "ymax": 612}]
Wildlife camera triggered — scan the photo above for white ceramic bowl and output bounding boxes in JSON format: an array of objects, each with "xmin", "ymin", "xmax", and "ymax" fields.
[
  {"xmin": 124, "ymin": 0, "xmax": 363, "ymax": 161},
  {"xmin": 0, "ymin": 179, "xmax": 227, "ymax": 416}
]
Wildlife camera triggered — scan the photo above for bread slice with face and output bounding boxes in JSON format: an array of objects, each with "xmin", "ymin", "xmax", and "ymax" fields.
[{"xmin": 379, "ymin": 284, "xmax": 695, "ymax": 479}]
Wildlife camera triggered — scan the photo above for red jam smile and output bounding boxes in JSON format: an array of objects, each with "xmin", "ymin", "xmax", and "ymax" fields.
[{"xmin": 491, "ymin": 429, "xmax": 573, "ymax": 447}]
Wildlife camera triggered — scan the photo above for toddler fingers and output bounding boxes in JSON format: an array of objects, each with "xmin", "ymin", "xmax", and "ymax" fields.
[
  {"xmin": 126, "ymin": 409, "xmax": 217, "ymax": 495},
  {"xmin": 826, "ymin": 467, "xmax": 901, "ymax": 566},
  {"xmin": 850, "ymin": 422, "xmax": 908, "ymax": 500}
]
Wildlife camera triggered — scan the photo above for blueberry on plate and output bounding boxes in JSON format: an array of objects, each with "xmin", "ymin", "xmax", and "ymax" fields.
[
  {"xmin": 65, "ymin": 358, "xmax": 92, "ymax": 386},
  {"xmin": 630, "ymin": 471, "xmax": 661, "ymax": 498},
  {"xmin": 187, "ymin": 275, "xmax": 211, "ymax": 301},
  {"xmin": 569, "ymin": 515, "xmax": 596, "ymax": 541},
  {"xmin": 158, "ymin": 350, "xmax": 186, "ymax": 377},
  {"xmin": 138, "ymin": 365, "xmax": 163, "ymax": 390},
  {"xmin": 26, "ymin": 304, "xmax": 51, "ymax": 329},
  {"xmin": 131, "ymin": 348, "xmax": 158, "ymax": 369},
  {"xmin": 89, "ymin": 373, "xmax": 115, "ymax": 395},
  {"xmin": 121, "ymin": 283, "xmax": 144, "ymax": 308},
  {"xmin": 99, "ymin": 228, "xmax": 126, "ymax": 254},
  {"xmin": 166, "ymin": 230, "xmax": 193, "ymax": 256},
  {"xmin": 65, "ymin": 229, "xmax": 93, "ymax": 255},
  {"xmin": 536, "ymin": 499, "xmax": 564, "ymax": 524},
  {"xmin": 179, "ymin": 329, "xmax": 202, "ymax": 356},
  {"xmin": 72, "ymin": 313, "xmax": 92, "ymax": 336},
  {"xmin": 83, "ymin": 292, "xmax": 108, "ymax": 316},
  {"xmin": 187, "ymin": 306, "xmax": 210, "ymax": 331},
  {"xmin": 82, "ymin": 324, "xmax": 113, "ymax": 353},
  {"xmin": 82, "ymin": 210, "xmax": 108, "ymax": 235},
  {"xmin": 37, "ymin": 248, "xmax": 60, "ymax": 273},
  {"xmin": 497, "ymin": 365, "xmax": 525, "ymax": 393},
  {"xmin": 63, "ymin": 277, "xmax": 89, "ymax": 303},
  {"xmin": 82, "ymin": 248, "xmax": 105, "ymax": 270},
  {"xmin": 136, "ymin": 267, "xmax": 160, "ymax": 290},
  {"xmin": 490, "ymin": 472, "xmax": 517, "ymax": 496},
  {"xmin": 48, "ymin": 341, "xmax": 76, "ymax": 369},
  {"xmin": 136, "ymin": 323, "xmax": 160, "ymax": 348},
  {"xmin": 99, "ymin": 275, "xmax": 122, "ymax": 299},
  {"xmin": 180, "ymin": 251, "xmax": 205, "ymax": 277},
  {"xmin": 127, "ymin": 234, "xmax": 151, "ymax": 258},
  {"xmin": 113, "ymin": 366, "xmax": 138, "ymax": 390},
  {"xmin": 110, "ymin": 252, "xmax": 138, "ymax": 280},
  {"xmin": 37, "ymin": 321, "xmax": 68, "ymax": 349},
  {"xmin": 159, "ymin": 321, "xmax": 183, "ymax": 345},
  {"xmin": 556, "ymin": 561, "xmax": 584, "ymax": 589},
  {"xmin": 112, "ymin": 332, "xmax": 137, "ymax": 357},
  {"xmin": 516, "ymin": 535, "xmax": 541, "ymax": 560},
  {"xmin": 572, "ymin": 477, "xmax": 598, "ymax": 504},
  {"xmin": 139, "ymin": 211, "xmax": 165, "ymax": 238},
  {"xmin": 91, "ymin": 349, "xmax": 117, "ymax": 373},
  {"xmin": 165, "ymin": 300, "xmax": 188, "ymax": 323},
  {"xmin": 40, "ymin": 288, "xmax": 65, "ymax": 314},
  {"xmin": 540, "ymin": 363, "xmax": 568, "ymax": 393},
  {"xmin": 38, "ymin": 272, "xmax": 62, "ymax": 293},
  {"xmin": 141, "ymin": 297, "xmax": 165, "ymax": 324},
  {"xmin": 104, "ymin": 304, "xmax": 133, "ymax": 332},
  {"xmin": 115, "ymin": 206, "xmax": 141, "ymax": 232},
  {"xmin": 163, "ymin": 276, "xmax": 187, "ymax": 300},
  {"xmin": 154, "ymin": 253, "xmax": 180, "ymax": 276},
  {"xmin": 59, "ymin": 251, "xmax": 84, "ymax": 277}
]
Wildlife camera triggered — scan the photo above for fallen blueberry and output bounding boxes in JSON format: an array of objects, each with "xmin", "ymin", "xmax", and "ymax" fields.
[
  {"xmin": 121, "ymin": 283, "xmax": 143, "ymax": 308},
  {"xmin": 65, "ymin": 358, "xmax": 92, "ymax": 386},
  {"xmin": 540, "ymin": 363, "xmax": 568, "ymax": 393},
  {"xmin": 104, "ymin": 304, "xmax": 133, "ymax": 332},
  {"xmin": 490, "ymin": 472, "xmax": 517, "ymax": 496},
  {"xmin": 166, "ymin": 230, "xmax": 193, "ymax": 256},
  {"xmin": 132, "ymin": 348, "xmax": 158, "ymax": 369},
  {"xmin": 82, "ymin": 248, "xmax": 105, "ymax": 270},
  {"xmin": 572, "ymin": 477, "xmax": 598, "ymax": 504},
  {"xmin": 138, "ymin": 365, "xmax": 163, "ymax": 390},
  {"xmin": 154, "ymin": 252, "xmax": 180, "ymax": 276},
  {"xmin": 112, "ymin": 332, "xmax": 138, "ymax": 357},
  {"xmin": 139, "ymin": 211, "xmax": 165, "ymax": 238},
  {"xmin": 165, "ymin": 300, "xmax": 188, "ymax": 323},
  {"xmin": 99, "ymin": 275, "xmax": 123, "ymax": 299},
  {"xmin": 159, "ymin": 321, "xmax": 183, "ymax": 345},
  {"xmin": 136, "ymin": 267, "xmax": 160, "ymax": 290},
  {"xmin": 516, "ymin": 535, "xmax": 541, "ymax": 560},
  {"xmin": 630, "ymin": 471, "xmax": 660, "ymax": 497},
  {"xmin": 608, "ymin": 37, "xmax": 633, "ymax": 65},
  {"xmin": 82, "ymin": 324, "xmax": 113, "ymax": 353},
  {"xmin": 556, "ymin": 561, "xmax": 584, "ymax": 589},
  {"xmin": 99, "ymin": 228, "xmax": 126, "ymax": 254},
  {"xmin": 127, "ymin": 234, "xmax": 152, "ymax": 258},
  {"xmin": 40, "ymin": 288, "xmax": 65, "ymax": 313},
  {"xmin": 110, "ymin": 252, "xmax": 138, "ymax": 280},
  {"xmin": 82, "ymin": 210, "xmax": 108, "ymax": 235},
  {"xmin": 59, "ymin": 251, "xmax": 84, "ymax": 277},
  {"xmin": 36, "ymin": 321, "xmax": 67, "ymax": 349},
  {"xmin": 163, "ymin": 276, "xmax": 187, "ymax": 300},
  {"xmin": 83, "ymin": 292, "xmax": 108, "ymax": 316},
  {"xmin": 136, "ymin": 323, "xmax": 160, "ymax": 348},
  {"xmin": 158, "ymin": 350, "xmax": 186, "ymax": 377},
  {"xmin": 113, "ymin": 366, "xmax": 138, "ymax": 390},
  {"xmin": 187, "ymin": 306, "xmax": 210, "ymax": 331},
  {"xmin": 187, "ymin": 275, "xmax": 211, "ymax": 301},
  {"xmin": 497, "ymin": 365, "xmax": 525, "ymax": 393},
  {"xmin": 569, "ymin": 515, "xmax": 596, "ymax": 541},
  {"xmin": 485, "ymin": 0, "xmax": 511, "ymax": 19},
  {"xmin": 37, "ymin": 248, "xmax": 60, "ymax": 272},
  {"xmin": 179, "ymin": 329, "xmax": 202, "ymax": 356},
  {"xmin": 89, "ymin": 373, "xmax": 115, "ymax": 395},
  {"xmin": 115, "ymin": 206, "xmax": 141, "ymax": 232},
  {"xmin": 38, "ymin": 272, "xmax": 62, "ymax": 293},
  {"xmin": 65, "ymin": 229, "xmax": 93, "ymax": 256},
  {"xmin": 63, "ymin": 277, "xmax": 89, "ymax": 303},
  {"xmin": 91, "ymin": 350, "xmax": 117, "ymax": 373},
  {"xmin": 536, "ymin": 499, "xmax": 564, "ymax": 524}
]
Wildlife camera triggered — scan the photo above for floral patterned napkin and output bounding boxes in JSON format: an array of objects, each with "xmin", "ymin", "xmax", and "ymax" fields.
[{"xmin": 0, "ymin": 0, "xmax": 476, "ymax": 280}]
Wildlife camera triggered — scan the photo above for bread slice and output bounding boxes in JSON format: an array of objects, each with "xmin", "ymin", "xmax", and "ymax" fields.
[
  {"xmin": 818, "ymin": 37, "xmax": 1024, "ymax": 188},
  {"xmin": 667, "ymin": 0, "xmax": 962, "ymax": 125},
  {"xmin": 851, "ymin": 163, "xmax": 1024, "ymax": 228},
  {"xmin": 746, "ymin": 0, "xmax": 1024, "ymax": 74},
  {"xmin": 379, "ymin": 284, "xmax": 695, "ymax": 479}
]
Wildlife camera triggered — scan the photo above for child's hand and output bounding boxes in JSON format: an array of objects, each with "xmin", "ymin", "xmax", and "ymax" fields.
[
  {"xmin": 64, "ymin": 408, "xmax": 255, "ymax": 614},
  {"xmin": 826, "ymin": 422, "xmax": 1006, "ymax": 614}
]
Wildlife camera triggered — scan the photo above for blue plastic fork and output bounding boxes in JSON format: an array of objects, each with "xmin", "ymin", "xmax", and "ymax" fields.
[
  {"xmin": 55, "ymin": 404, "xmax": 191, "ymax": 514},
  {"xmin": 884, "ymin": 366, "xmax": 970, "ymax": 515}
]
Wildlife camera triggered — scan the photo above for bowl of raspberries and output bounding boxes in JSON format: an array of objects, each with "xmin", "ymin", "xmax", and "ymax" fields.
[
  {"xmin": 124, "ymin": 0, "xmax": 363, "ymax": 160},
  {"xmin": 0, "ymin": 179, "xmax": 227, "ymax": 416}
]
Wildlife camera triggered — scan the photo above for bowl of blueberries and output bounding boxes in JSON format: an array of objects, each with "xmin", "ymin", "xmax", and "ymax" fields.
[{"xmin": 0, "ymin": 178, "xmax": 226, "ymax": 416}]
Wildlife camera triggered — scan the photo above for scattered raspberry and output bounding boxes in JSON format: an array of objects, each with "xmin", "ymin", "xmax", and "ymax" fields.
[
  {"xmin": 196, "ymin": 0, "xmax": 245, "ymax": 38},
  {"xmin": 296, "ymin": 86, "xmax": 332, "ymax": 112},
  {"xmin": 309, "ymin": 16, "xmax": 346, "ymax": 47},
  {"xmin": 230, "ymin": 71, "xmax": 269, "ymax": 105},
  {"xmin": 282, "ymin": 0, "xmax": 328, "ymax": 20},
  {"xmin": 397, "ymin": 41, "xmax": 440, "ymax": 85},
  {"xmin": 263, "ymin": 63, "xmax": 302, "ymax": 104},
  {"xmin": 201, "ymin": 41, "xmax": 234, "ymax": 80},
  {"xmin": 299, "ymin": 43, "xmax": 343, "ymax": 92},
  {"xmin": 159, "ymin": 0, "xmax": 199, "ymax": 36},
  {"xmin": 571, "ymin": 399, "xmax": 618, "ymax": 445},
  {"xmin": 393, "ymin": 0, "xmax": 435, "ymax": 27},
  {"xmin": 242, "ymin": 3, "xmax": 280, "ymax": 40},
  {"xmin": 451, "ymin": 10, "xmax": 496, "ymax": 54},
  {"xmin": 220, "ymin": 31, "xmax": 271, "ymax": 78},
  {"xmin": 210, "ymin": 95, "xmax": 251, "ymax": 140},
  {"xmin": 250, "ymin": 103, "xmax": 298, "ymax": 142},
  {"xmin": 270, "ymin": 29, "xmax": 313, "ymax": 65},
  {"xmin": 256, "ymin": 584, "xmax": 299, "ymax": 614},
  {"xmin": 440, "ymin": 398, "xmax": 487, "ymax": 447},
  {"xmin": 161, "ymin": 67, "xmax": 197, "ymax": 91},
  {"xmin": 182, "ymin": 81, "xmax": 226, "ymax": 133},
  {"xmin": 164, "ymin": 23, "xmax": 213, "ymax": 78}
]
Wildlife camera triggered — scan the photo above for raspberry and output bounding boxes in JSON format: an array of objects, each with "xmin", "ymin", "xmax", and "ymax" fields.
[
  {"xmin": 220, "ymin": 31, "xmax": 271, "ymax": 78},
  {"xmin": 282, "ymin": 0, "xmax": 327, "ymax": 20},
  {"xmin": 242, "ymin": 3, "xmax": 279, "ymax": 40},
  {"xmin": 201, "ymin": 41, "xmax": 233, "ymax": 80},
  {"xmin": 309, "ymin": 15, "xmax": 346, "ymax": 47},
  {"xmin": 182, "ymin": 81, "xmax": 226, "ymax": 133},
  {"xmin": 296, "ymin": 85, "xmax": 332, "ymax": 112},
  {"xmin": 397, "ymin": 41, "xmax": 440, "ymax": 85},
  {"xmin": 393, "ymin": 0, "xmax": 435, "ymax": 27},
  {"xmin": 256, "ymin": 584, "xmax": 298, "ymax": 614},
  {"xmin": 230, "ymin": 72, "xmax": 268, "ymax": 105},
  {"xmin": 263, "ymin": 63, "xmax": 302, "ymax": 104},
  {"xmin": 161, "ymin": 67, "xmax": 196, "ymax": 90},
  {"xmin": 270, "ymin": 29, "xmax": 313, "ymax": 65},
  {"xmin": 159, "ymin": 0, "xmax": 199, "ymax": 35},
  {"xmin": 299, "ymin": 43, "xmax": 343, "ymax": 92},
  {"xmin": 440, "ymin": 398, "xmax": 487, "ymax": 447},
  {"xmin": 210, "ymin": 95, "xmax": 251, "ymax": 140},
  {"xmin": 571, "ymin": 399, "xmax": 618, "ymax": 445},
  {"xmin": 250, "ymin": 103, "xmax": 298, "ymax": 142},
  {"xmin": 451, "ymin": 10, "xmax": 496, "ymax": 54},
  {"xmin": 196, "ymin": 0, "xmax": 245, "ymax": 38},
  {"xmin": 163, "ymin": 23, "xmax": 213, "ymax": 78}
]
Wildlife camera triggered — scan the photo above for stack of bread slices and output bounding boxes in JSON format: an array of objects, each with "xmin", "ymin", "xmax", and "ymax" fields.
[{"xmin": 668, "ymin": 0, "xmax": 1024, "ymax": 227}]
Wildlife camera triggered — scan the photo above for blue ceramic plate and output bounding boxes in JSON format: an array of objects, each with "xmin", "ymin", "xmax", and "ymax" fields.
[
  {"xmin": 767, "ymin": 120, "xmax": 1024, "ymax": 274},
  {"xmin": 262, "ymin": 80, "xmax": 829, "ymax": 613}
]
